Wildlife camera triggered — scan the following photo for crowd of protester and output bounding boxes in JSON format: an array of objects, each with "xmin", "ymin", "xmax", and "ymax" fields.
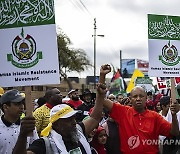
[{"xmin": 0, "ymin": 64, "xmax": 180, "ymax": 154}]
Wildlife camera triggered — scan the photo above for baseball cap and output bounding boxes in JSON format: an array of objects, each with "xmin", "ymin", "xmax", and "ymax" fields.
[
  {"xmin": 68, "ymin": 89, "xmax": 78, "ymax": 95},
  {"xmin": 41, "ymin": 104, "xmax": 80, "ymax": 137},
  {"xmin": 50, "ymin": 104, "xmax": 80, "ymax": 119},
  {"xmin": 0, "ymin": 89, "xmax": 25, "ymax": 104}
]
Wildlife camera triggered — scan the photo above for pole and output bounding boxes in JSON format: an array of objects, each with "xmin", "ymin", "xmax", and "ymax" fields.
[
  {"xmin": 94, "ymin": 18, "xmax": 97, "ymax": 89},
  {"xmin": 92, "ymin": 18, "xmax": 104, "ymax": 89},
  {"xmin": 120, "ymin": 50, "xmax": 122, "ymax": 74}
]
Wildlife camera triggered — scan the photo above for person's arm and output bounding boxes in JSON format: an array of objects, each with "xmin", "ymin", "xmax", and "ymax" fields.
[
  {"xmin": 83, "ymin": 64, "xmax": 111, "ymax": 136},
  {"xmin": 99, "ymin": 64, "xmax": 113, "ymax": 112},
  {"xmin": 83, "ymin": 83, "xmax": 106, "ymax": 136},
  {"xmin": 170, "ymin": 101, "xmax": 179, "ymax": 136},
  {"xmin": 12, "ymin": 116, "xmax": 36, "ymax": 154}
]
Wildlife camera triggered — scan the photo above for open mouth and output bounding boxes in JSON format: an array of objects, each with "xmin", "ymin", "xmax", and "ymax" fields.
[{"xmin": 136, "ymin": 102, "xmax": 142, "ymax": 106}]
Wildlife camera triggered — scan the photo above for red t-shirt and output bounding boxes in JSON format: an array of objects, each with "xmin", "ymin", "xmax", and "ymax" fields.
[
  {"xmin": 67, "ymin": 99, "xmax": 83, "ymax": 109},
  {"xmin": 110, "ymin": 103, "xmax": 171, "ymax": 154}
]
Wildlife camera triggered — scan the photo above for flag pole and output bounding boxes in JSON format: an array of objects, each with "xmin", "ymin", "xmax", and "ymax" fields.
[{"xmin": 120, "ymin": 50, "xmax": 122, "ymax": 75}]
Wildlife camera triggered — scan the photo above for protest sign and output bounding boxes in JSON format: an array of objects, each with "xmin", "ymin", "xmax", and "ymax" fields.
[
  {"xmin": 0, "ymin": 0, "xmax": 60, "ymax": 87},
  {"xmin": 148, "ymin": 14, "xmax": 179, "ymax": 102},
  {"xmin": 148, "ymin": 14, "xmax": 180, "ymax": 77},
  {"xmin": 0, "ymin": 0, "xmax": 60, "ymax": 117},
  {"xmin": 135, "ymin": 77, "xmax": 153, "ymax": 92}
]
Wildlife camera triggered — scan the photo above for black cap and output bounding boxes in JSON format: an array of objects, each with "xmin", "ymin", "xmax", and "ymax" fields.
[
  {"xmin": 82, "ymin": 89, "xmax": 92, "ymax": 95},
  {"xmin": 80, "ymin": 89, "xmax": 96, "ymax": 101},
  {"xmin": 0, "ymin": 89, "xmax": 25, "ymax": 104}
]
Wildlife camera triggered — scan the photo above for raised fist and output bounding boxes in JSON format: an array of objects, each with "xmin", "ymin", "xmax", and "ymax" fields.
[{"xmin": 100, "ymin": 64, "xmax": 111, "ymax": 75}]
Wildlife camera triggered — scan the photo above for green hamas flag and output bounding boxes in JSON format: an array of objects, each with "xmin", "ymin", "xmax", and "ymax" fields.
[
  {"xmin": 0, "ymin": 0, "xmax": 55, "ymax": 29},
  {"xmin": 148, "ymin": 14, "xmax": 180, "ymax": 40}
]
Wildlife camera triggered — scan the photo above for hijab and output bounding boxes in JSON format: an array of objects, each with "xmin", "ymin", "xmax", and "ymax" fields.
[{"xmin": 91, "ymin": 126, "xmax": 106, "ymax": 154}]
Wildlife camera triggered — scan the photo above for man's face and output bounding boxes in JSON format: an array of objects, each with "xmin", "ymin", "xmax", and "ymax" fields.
[
  {"xmin": 147, "ymin": 92, "xmax": 153, "ymax": 100},
  {"xmin": 130, "ymin": 87, "xmax": 147, "ymax": 113},
  {"xmin": 83, "ymin": 94, "xmax": 92, "ymax": 103},
  {"xmin": 3, "ymin": 101, "xmax": 24, "ymax": 118},
  {"xmin": 55, "ymin": 116, "xmax": 79, "ymax": 143},
  {"xmin": 117, "ymin": 95, "xmax": 123, "ymax": 103},
  {"xmin": 71, "ymin": 91, "xmax": 79, "ymax": 101},
  {"xmin": 50, "ymin": 88, "xmax": 63, "ymax": 105},
  {"xmin": 162, "ymin": 104, "xmax": 170, "ymax": 113},
  {"xmin": 108, "ymin": 95, "xmax": 116, "ymax": 102}
]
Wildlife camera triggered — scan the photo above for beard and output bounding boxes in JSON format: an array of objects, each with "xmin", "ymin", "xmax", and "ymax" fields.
[
  {"xmin": 70, "ymin": 129, "xmax": 80, "ymax": 143},
  {"xmin": 72, "ymin": 96, "xmax": 79, "ymax": 101},
  {"xmin": 63, "ymin": 128, "xmax": 80, "ymax": 146}
]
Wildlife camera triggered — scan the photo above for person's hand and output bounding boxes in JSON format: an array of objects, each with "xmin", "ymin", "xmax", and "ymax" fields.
[
  {"xmin": 170, "ymin": 100, "xmax": 180, "ymax": 115},
  {"xmin": 19, "ymin": 116, "xmax": 36, "ymax": 137},
  {"xmin": 97, "ymin": 83, "xmax": 107, "ymax": 96},
  {"xmin": 100, "ymin": 64, "xmax": 111, "ymax": 75}
]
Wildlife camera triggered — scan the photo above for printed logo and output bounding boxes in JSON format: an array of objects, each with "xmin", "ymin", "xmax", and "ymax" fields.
[
  {"xmin": 69, "ymin": 147, "xmax": 82, "ymax": 154},
  {"xmin": 128, "ymin": 135, "xmax": 140, "ymax": 149},
  {"xmin": 7, "ymin": 28, "xmax": 42, "ymax": 68},
  {"xmin": 159, "ymin": 40, "xmax": 180, "ymax": 66}
]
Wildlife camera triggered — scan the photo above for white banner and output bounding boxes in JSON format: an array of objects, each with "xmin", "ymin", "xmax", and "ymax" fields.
[{"xmin": 0, "ymin": 25, "xmax": 60, "ymax": 87}]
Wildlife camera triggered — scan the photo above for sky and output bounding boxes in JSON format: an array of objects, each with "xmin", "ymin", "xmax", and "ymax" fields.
[{"xmin": 54, "ymin": 0, "xmax": 180, "ymax": 78}]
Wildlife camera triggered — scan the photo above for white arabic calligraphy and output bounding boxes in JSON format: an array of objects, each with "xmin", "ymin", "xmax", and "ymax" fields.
[
  {"xmin": 0, "ymin": 0, "xmax": 55, "ymax": 26},
  {"xmin": 149, "ymin": 16, "xmax": 180, "ymax": 39}
]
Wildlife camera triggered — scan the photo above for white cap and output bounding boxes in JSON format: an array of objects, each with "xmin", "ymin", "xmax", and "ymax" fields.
[
  {"xmin": 50, "ymin": 104, "xmax": 80, "ymax": 119},
  {"xmin": 68, "ymin": 89, "xmax": 78, "ymax": 95}
]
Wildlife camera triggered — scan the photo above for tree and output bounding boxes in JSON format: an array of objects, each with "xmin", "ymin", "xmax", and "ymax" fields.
[{"xmin": 57, "ymin": 29, "xmax": 92, "ymax": 90}]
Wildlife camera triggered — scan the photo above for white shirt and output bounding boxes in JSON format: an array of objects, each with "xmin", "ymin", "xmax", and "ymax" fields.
[
  {"xmin": 0, "ymin": 117, "xmax": 39, "ymax": 154},
  {"xmin": 159, "ymin": 109, "xmax": 180, "ymax": 141}
]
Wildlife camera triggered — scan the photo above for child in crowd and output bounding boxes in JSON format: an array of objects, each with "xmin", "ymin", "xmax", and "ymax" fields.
[{"xmin": 91, "ymin": 126, "xmax": 107, "ymax": 154}]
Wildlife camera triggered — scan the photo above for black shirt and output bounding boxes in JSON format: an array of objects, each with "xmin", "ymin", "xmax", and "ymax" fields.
[{"xmin": 76, "ymin": 102, "xmax": 94, "ymax": 122}]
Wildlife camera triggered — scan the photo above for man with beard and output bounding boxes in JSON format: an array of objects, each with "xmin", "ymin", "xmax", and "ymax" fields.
[
  {"xmin": 33, "ymin": 88, "xmax": 63, "ymax": 136},
  {"xmin": 67, "ymin": 89, "xmax": 83, "ymax": 109},
  {"xmin": 12, "ymin": 65, "xmax": 110, "ymax": 154}
]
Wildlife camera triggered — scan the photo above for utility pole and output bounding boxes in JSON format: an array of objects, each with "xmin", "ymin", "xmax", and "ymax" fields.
[
  {"xmin": 92, "ymin": 18, "xmax": 104, "ymax": 89},
  {"xmin": 120, "ymin": 50, "xmax": 122, "ymax": 75},
  {"xmin": 93, "ymin": 18, "xmax": 97, "ymax": 89}
]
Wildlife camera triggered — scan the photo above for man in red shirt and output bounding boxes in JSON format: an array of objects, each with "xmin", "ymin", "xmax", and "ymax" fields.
[
  {"xmin": 99, "ymin": 64, "xmax": 179, "ymax": 154},
  {"xmin": 67, "ymin": 89, "xmax": 83, "ymax": 109}
]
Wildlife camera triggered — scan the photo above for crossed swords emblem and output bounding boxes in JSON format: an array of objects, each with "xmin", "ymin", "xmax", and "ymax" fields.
[{"xmin": 17, "ymin": 48, "xmax": 32, "ymax": 60}]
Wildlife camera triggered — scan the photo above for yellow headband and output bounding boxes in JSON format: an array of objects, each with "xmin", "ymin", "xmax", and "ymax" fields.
[{"xmin": 41, "ymin": 106, "xmax": 74, "ymax": 137}]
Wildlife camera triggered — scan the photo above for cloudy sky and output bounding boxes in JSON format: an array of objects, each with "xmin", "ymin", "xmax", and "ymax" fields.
[{"xmin": 54, "ymin": 0, "xmax": 180, "ymax": 78}]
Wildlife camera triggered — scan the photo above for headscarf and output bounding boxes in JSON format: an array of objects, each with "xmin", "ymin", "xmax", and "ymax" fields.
[
  {"xmin": 91, "ymin": 126, "xmax": 107, "ymax": 154},
  {"xmin": 41, "ymin": 104, "xmax": 78, "ymax": 136}
]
